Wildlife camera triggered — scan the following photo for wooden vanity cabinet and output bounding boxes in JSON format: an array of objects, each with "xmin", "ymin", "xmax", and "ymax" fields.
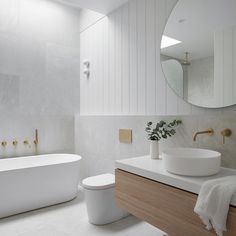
[{"xmin": 115, "ymin": 169, "xmax": 236, "ymax": 236}]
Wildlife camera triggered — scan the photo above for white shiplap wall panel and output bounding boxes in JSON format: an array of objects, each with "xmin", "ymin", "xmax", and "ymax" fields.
[
  {"xmin": 129, "ymin": 0, "xmax": 138, "ymax": 114},
  {"xmin": 146, "ymin": 0, "xmax": 156, "ymax": 114},
  {"xmin": 87, "ymin": 26, "xmax": 93, "ymax": 114},
  {"xmin": 97, "ymin": 21, "xmax": 105, "ymax": 113},
  {"xmin": 156, "ymin": 0, "xmax": 167, "ymax": 115},
  {"xmin": 115, "ymin": 10, "xmax": 122, "ymax": 114},
  {"xmin": 108, "ymin": 12, "xmax": 116, "ymax": 114},
  {"xmin": 89, "ymin": 25, "xmax": 96, "ymax": 114},
  {"xmin": 121, "ymin": 5, "xmax": 130, "ymax": 114},
  {"xmin": 137, "ymin": 0, "xmax": 146, "ymax": 114},
  {"xmin": 103, "ymin": 17, "xmax": 109, "ymax": 114},
  {"xmin": 80, "ymin": 32, "xmax": 85, "ymax": 113},
  {"xmin": 80, "ymin": 0, "xmax": 236, "ymax": 115}
]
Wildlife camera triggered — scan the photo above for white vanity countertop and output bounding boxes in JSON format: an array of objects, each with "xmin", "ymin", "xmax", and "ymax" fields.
[{"xmin": 115, "ymin": 156, "xmax": 236, "ymax": 207}]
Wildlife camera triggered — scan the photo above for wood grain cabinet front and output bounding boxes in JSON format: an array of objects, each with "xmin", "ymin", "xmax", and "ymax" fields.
[{"xmin": 115, "ymin": 169, "xmax": 236, "ymax": 236}]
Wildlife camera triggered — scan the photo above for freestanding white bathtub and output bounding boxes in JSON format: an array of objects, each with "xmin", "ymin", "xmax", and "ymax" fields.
[{"xmin": 0, "ymin": 154, "xmax": 81, "ymax": 218}]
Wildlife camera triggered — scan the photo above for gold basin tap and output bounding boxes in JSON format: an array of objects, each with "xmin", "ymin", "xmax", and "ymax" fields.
[{"xmin": 193, "ymin": 128, "xmax": 214, "ymax": 142}]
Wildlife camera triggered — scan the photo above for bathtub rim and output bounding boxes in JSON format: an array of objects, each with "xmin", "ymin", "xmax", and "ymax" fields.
[{"xmin": 0, "ymin": 153, "xmax": 82, "ymax": 172}]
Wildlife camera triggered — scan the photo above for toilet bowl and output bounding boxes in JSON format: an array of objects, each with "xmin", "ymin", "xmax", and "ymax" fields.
[{"xmin": 82, "ymin": 173, "xmax": 129, "ymax": 225}]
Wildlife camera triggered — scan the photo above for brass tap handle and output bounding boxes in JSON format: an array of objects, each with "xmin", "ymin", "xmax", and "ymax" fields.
[
  {"xmin": 1, "ymin": 141, "xmax": 7, "ymax": 147},
  {"xmin": 23, "ymin": 140, "xmax": 31, "ymax": 148},
  {"xmin": 221, "ymin": 129, "xmax": 232, "ymax": 144},
  {"xmin": 23, "ymin": 140, "xmax": 29, "ymax": 145},
  {"xmin": 12, "ymin": 140, "xmax": 18, "ymax": 146}
]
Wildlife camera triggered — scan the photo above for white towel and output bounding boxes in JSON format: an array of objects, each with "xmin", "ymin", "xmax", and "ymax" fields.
[{"xmin": 194, "ymin": 176, "xmax": 236, "ymax": 236}]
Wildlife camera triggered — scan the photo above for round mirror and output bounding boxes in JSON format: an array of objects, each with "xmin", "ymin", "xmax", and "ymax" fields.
[{"xmin": 161, "ymin": 0, "xmax": 236, "ymax": 108}]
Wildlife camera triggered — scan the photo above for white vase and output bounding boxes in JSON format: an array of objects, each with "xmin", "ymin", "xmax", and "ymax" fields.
[{"xmin": 150, "ymin": 141, "xmax": 160, "ymax": 159}]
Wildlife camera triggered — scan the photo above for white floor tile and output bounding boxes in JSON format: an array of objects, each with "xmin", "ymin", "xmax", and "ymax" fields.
[{"xmin": 0, "ymin": 196, "xmax": 165, "ymax": 236}]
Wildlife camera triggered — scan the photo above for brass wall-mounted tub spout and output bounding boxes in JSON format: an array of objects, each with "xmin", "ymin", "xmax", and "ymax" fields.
[{"xmin": 193, "ymin": 128, "xmax": 214, "ymax": 142}]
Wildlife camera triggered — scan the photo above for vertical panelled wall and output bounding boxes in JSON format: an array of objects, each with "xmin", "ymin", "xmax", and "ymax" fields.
[{"xmin": 80, "ymin": 0, "xmax": 236, "ymax": 116}]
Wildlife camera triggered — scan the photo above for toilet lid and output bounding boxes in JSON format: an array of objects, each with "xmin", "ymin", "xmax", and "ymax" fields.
[{"xmin": 82, "ymin": 173, "xmax": 115, "ymax": 190}]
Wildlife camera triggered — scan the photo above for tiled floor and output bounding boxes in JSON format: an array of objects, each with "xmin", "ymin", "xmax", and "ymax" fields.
[{"xmin": 0, "ymin": 194, "xmax": 165, "ymax": 236}]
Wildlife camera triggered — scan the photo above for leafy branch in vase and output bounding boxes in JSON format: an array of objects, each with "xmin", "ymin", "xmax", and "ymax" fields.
[{"xmin": 145, "ymin": 120, "xmax": 182, "ymax": 141}]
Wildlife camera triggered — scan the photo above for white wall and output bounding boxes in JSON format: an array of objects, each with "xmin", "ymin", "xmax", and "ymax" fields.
[
  {"xmin": 75, "ymin": 115, "xmax": 236, "ymax": 178},
  {"xmin": 80, "ymin": 9, "xmax": 105, "ymax": 32},
  {"xmin": 0, "ymin": 0, "xmax": 80, "ymax": 156},
  {"xmin": 0, "ymin": 115, "xmax": 74, "ymax": 158},
  {"xmin": 80, "ymin": 0, "xmax": 236, "ymax": 115},
  {"xmin": 76, "ymin": 0, "xmax": 236, "ymax": 179}
]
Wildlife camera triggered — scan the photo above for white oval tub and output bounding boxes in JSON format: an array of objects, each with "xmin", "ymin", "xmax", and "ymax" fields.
[{"xmin": 0, "ymin": 154, "xmax": 81, "ymax": 218}]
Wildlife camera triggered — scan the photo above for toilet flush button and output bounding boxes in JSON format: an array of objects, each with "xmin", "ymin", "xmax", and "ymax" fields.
[{"xmin": 119, "ymin": 129, "xmax": 132, "ymax": 144}]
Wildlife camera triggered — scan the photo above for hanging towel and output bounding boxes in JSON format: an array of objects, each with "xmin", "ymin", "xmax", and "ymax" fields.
[{"xmin": 194, "ymin": 176, "xmax": 236, "ymax": 236}]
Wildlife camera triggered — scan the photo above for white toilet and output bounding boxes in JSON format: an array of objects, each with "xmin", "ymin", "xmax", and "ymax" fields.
[{"xmin": 82, "ymin": 173, "xmax": 129, "ymax": 225}]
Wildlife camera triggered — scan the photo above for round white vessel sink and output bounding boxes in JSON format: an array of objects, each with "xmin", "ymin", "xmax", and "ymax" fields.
[{"xmin": 162, "ymin": 148, "xmax": 221, "ymax": 177}]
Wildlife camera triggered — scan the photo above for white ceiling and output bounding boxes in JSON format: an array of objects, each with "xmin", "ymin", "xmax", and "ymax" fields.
[{"xmin": 56, "ymin": 0, "xmax": 128, "ymax": 14}]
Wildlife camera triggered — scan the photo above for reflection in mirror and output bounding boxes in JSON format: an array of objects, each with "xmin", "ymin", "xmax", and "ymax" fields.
[
  {"xmin": 161, "ymin": 0, "xmax": 236, "ymax": 108},
  {"xmin": 161, "ymin": 59, "xmax": 184, "ymax": 99}
]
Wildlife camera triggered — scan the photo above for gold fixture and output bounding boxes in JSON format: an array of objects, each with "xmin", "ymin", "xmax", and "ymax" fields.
[
  {"xmin": 119, "ymin": 129, "xmax": 132, "ymax": 144},
  {"xmin": 23, "ymin": 140, "xmax": 29, "ymax": 145},
  {"xmin": 193, "ymin": 128, "xmax": 214, "ymax": 142},
  {"xmin": 34, "ymin": 129, "xmax": 39, "ymax": 145},
  {"xmin": 12, "ymin": 140, "xmax": 18, "ymax": 146},
  {"xmin": 1, "ymin": 141, "xmax": 7, "ymax": 147},
  {"xmin": 221, "ymin": 128, "xmax": 232, "ymax": 144}
]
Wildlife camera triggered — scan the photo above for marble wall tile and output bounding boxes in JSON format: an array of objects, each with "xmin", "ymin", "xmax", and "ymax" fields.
[
  {"xmin": 0, "ymin": 0, "xmax": 80, "ymax": 156},
  {"xmin": 0, "ymin": 0, "xmax": 80, "ymax": 116},
  {"xmin": 75, "ymin": 115, "xmax": 236, "ymax": 179},
  {"xmin": 0, "ymin": 115, "xmax": 74, "ymax": 158},
  {"xmin": 0, "ymin": 73, "xmax": 19, "ymax": 110},
  {"xmin": 0, "ymin": 0, "xmax": 19, "ymax": 34},
  {"xmin": 45, "ymin": 43, "xmax": 80, "ymax": 115},
  {"xmin": 18, "ymin": 0, "xmax": 80, "ymax": 47}
]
